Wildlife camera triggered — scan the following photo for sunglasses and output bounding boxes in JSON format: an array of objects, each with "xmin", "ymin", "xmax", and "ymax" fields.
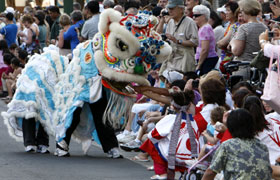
[{"xmin": 193, "ymin": 14, "xmax": 203, "ymax": 18}]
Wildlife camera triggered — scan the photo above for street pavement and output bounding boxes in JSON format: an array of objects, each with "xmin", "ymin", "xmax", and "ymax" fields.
[{"xmin": 0, "ymin": 100, "xmax": 155, "ymax": 180}]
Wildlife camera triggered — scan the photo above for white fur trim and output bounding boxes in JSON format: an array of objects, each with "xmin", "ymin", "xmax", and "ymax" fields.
[
  {"xmin": 54, "ymin": 47, "xmax": 96, "ymax": 143},
  {"xmin": 98, "ymin": 8, "xmax": 122, "ymax": 34},
  {"xmin": 156, "ymin": 41, "xmax": 172, "ymax": 63},
  {"xmin": 2, "ymin": 114, "xmax": 23, "ymax": 142},
  {"xmin": 107, "ymin": 23, "xmax": 140, "ymax": 60},
  {"xmin": 2, "ymin": 51, "xmax": 69, "ymax": 141}
]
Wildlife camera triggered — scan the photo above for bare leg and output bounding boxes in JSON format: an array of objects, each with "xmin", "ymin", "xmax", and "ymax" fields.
[
  {"xmin": 124, "ymin": 112, "xmax": 135, "ymax": 131},
  {"xmin": 6, "ymin": 79, "xmax": 14, "ymax": 98},
  {"xmin": 135, "ymin": 126, "xmax": 145, "ymax": 141},
  {"xmin": 1, "ymin": 77, "xmax": 7, "ymax": 91},
  {"xmin": 272, "ymin": 165, "xmax": 280, "ymax": 180},
  {"xmin": 131, "ymin": 152, "xmax": 149, "ymax": 161},
  {"xmin": 198, "ymin": 145, "xmax": 207, "ymax": 160}
]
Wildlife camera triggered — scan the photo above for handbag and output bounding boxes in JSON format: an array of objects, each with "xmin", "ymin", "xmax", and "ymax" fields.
[
  {"xmin": 261, "ymin": 49, "xmax": 280, "ymax": 114},
  {"xmin": 250, "ymin": 50, "xmax": 270, "ymax": 70}
]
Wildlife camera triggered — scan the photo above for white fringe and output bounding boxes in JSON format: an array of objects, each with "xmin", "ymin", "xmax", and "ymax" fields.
[{"xmin": 103, "ymin": 91, "xmax": 136, "ymax": 129}]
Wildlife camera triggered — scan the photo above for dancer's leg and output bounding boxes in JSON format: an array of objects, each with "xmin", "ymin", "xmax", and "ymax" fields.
[
  {"xmin": 36, "ymin": 123, "xmax": 49, "ymax": 146},
  {"xmin": 63, "ymin": 107, "xmax": 82, "ymax": 145},
  {"xmin": 89, "ymin": 89, "xmax": 118, "ymax": 153},
  {"xmin": 22, "ymin": 118, "xmax": 36, "ymax": 147}
]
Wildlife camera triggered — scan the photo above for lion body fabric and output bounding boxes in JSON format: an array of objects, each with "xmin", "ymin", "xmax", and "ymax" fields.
[{"xmin": 1, "ymin": 9, "xmax": 172, "ymax": 153}]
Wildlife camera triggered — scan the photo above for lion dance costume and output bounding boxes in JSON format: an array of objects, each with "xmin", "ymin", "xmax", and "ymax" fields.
[{"xmin": 2, "ymin": 9, "xmax": 172, "ymax": 157}]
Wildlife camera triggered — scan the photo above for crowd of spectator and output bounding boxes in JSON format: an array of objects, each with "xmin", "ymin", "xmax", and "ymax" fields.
[{"xmin": 0, "ymin": 0, "xmax": 280, "ymax": 179}]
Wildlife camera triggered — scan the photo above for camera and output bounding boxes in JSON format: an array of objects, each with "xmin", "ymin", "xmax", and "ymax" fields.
[
  {"xmin": 263, "ymin": 13, "xmax": 272, "ymax": 21},
  {"xmin": 167, "ymin": 108, "xmax": 176, "ymax": 115},
  {"xmin": 162, "ymin": 11, "xmax": 169, "ymax": 16},
  {"xmin": 161, "ymin": 34, "xmax": 167, "ymax": 41},
  {"xmin": 268, "ymin": 31, "xmax": 275, "ymax": 40},
  {"xmin": 192, "ymin": 80, "xmax": 199, "ymax": 89}
]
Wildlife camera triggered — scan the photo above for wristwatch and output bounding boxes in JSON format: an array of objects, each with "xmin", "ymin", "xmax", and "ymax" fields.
[
  {"xmin": 177, "ymin": 39, "xmax": 183, "ymax": 45},
  {"xmin": 259, "ymin": 39, "xmax": 268, "ymax": 45}
]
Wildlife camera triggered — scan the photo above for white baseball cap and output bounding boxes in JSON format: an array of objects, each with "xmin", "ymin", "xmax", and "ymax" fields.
[
  {"xmin": 5, "ymin": 7, "xmax": 15, "ymax": 14},
  {"xmin": 217, "ymin": 5, "xmax": 226, "ymax": 14},
  {"xmin": 162, "ymin": 70, "xmax": 184, "ymax": 83}
]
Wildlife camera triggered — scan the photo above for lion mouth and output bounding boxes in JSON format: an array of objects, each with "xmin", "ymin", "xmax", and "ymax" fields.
[
  {"xmin": 102, "ymin": 78, "xmax": 135, "ymax": 96},
  {"xmin": 95, "ymin": 50, "xmax": 150, "ymax": 96}
]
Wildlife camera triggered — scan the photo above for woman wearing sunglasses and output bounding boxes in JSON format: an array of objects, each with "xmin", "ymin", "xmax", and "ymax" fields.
[{"xmin": 193, "ymin": 5, "xmax": 219, "ymax": 76}]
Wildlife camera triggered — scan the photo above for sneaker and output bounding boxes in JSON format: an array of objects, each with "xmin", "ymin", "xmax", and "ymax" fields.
[
  {"xmin": 120, "ymin": 140, "xmax": 141, "ymax": 152},
  {"xmin": 107, "ymin": 147, "xmax": 123, "ymax": 159},
  {"xmin": 54, "ymin": 140, "xmax": 70, "ymax": 157},
  {"xmin": 25, "ymin": 145, "xmax": 36, "ymax": 152},
  {"xmin": 116, "ymin": 130, "xmax": 131, "ymax": 140},
  {"xmin": 37, "ymin": 145, "xmax": 50, "ymax": 154},
  {"xmin": 54, "ymin": 148, "xmax": 70, "ymax": 157},
  {"xmin": 116, "ymin": 133, "xmax": 125, "ymax": 140},
  {"xmin": 118, "ymin": 133, "xmax": 136, "ymax": 144}
]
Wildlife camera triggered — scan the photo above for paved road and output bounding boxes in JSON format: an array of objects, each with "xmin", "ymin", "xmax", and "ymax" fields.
[{"xmin": 0, "ymin": 100, "xmax": 155, "ymax": 180}]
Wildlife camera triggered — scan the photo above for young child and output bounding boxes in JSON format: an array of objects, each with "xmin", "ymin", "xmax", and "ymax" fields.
[
  {"xmin": 9, "ymin": 43, "xmax": 18, "ymax": 56},
  {"xmin": 0, "ymin": 53, "xmax": 14, "ymax": 97},
  {"xmin": 17, "ymin": 48, "xmax": 28, "ymax": 67},
  {"xmin": 185, "ymin": 106, "xmax": 226, "ymax": 167},
  {"xmin": 202, "ymin": 106, "xmax": 226, "ymax": 145},
  {"xmin": 2, "ymin": 57, "xmax": 22, "ymax": 102}
]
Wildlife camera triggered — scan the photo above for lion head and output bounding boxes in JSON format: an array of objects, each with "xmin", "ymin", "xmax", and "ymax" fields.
[{"xmin": 92, "ymin": 9, "xmax": 172, "ymax": 96}]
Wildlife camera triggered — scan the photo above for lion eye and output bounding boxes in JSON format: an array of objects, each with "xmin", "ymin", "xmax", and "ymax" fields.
[
  {"xmin": 116, "ymin": 39, "xmax": 128, "ymax": 51},
  {"xmin": 149, "ymin": 45, "xmax": 158, "ymax": 56},
  {"xmin": 127, "ymin": 59, "xmax": 135, "ymax": 67}
]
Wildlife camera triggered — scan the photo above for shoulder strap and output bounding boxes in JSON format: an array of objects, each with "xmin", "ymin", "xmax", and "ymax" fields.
[{"xmin": 174, "ymin": 16, "xmax": 186, "ymax": 33}]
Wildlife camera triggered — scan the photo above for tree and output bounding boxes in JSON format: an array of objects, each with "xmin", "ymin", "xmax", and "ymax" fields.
[
  {"xmin": 6, "ymin": 0, "xmax": 15, "ymax": 8},
  {"xmin": 35, "ymin": 0, "xmax": 43, "ymax": 7}
]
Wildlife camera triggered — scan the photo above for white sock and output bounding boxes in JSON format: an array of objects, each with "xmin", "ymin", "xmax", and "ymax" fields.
[{"xmin": 135, "ymin": 139, "xmax": 141, "ymax": 143}]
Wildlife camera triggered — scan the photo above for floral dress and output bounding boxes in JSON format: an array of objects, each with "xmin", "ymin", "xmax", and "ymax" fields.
[{"xmin": 220, "ymin": 22, "xmax": 240, "ymax": 73}]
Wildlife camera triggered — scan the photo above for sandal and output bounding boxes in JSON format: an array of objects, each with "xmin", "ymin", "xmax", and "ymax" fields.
[
  {"xmin": 4, "ymin": 96, "xmax": 12, "ymax": 104},
  {"xmin": 150, "ymin": 174, "xmax": 167, "ymax": 180},
  {"xmin": 130, "ymin": 155, "xmax": 150, "ymax": 162},
  {"xmin": 147, "ymin": 165, "xmax": 154, "ymax": 171},
  {"xmin": 1, "ymin": 96, "xmax": 10, "ymax": 100}
]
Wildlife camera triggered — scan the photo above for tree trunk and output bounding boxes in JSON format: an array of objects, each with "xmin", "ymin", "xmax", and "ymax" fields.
[
  {"xmin": 6, "ymin": 0, "xmax": 15, "ymax": 8},
  {"xmin": 35, "ymin": 0, "xmax": 43, "ymax": 7}
]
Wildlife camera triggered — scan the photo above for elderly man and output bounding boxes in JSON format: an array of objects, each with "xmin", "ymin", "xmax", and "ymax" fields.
[
  {"xmin": 159, "ymin": 0, "xmax": 198, "ymax": 74},
  {"xmin": 103, "ymin": 0, "xmax": 115, "ymax": 9}
]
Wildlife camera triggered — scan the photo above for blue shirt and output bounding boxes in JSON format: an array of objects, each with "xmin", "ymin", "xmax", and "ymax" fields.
[
  {"xmin": 63, "ymin": 20, "xmax": 84, "ymax": 52},
  {"xmin": 0, "ymin": 24, "xmax": 18, "ymax": 47},
  {"xmin": 207, "ymin": 123, "xmax": 215, "ymax": 137}
]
